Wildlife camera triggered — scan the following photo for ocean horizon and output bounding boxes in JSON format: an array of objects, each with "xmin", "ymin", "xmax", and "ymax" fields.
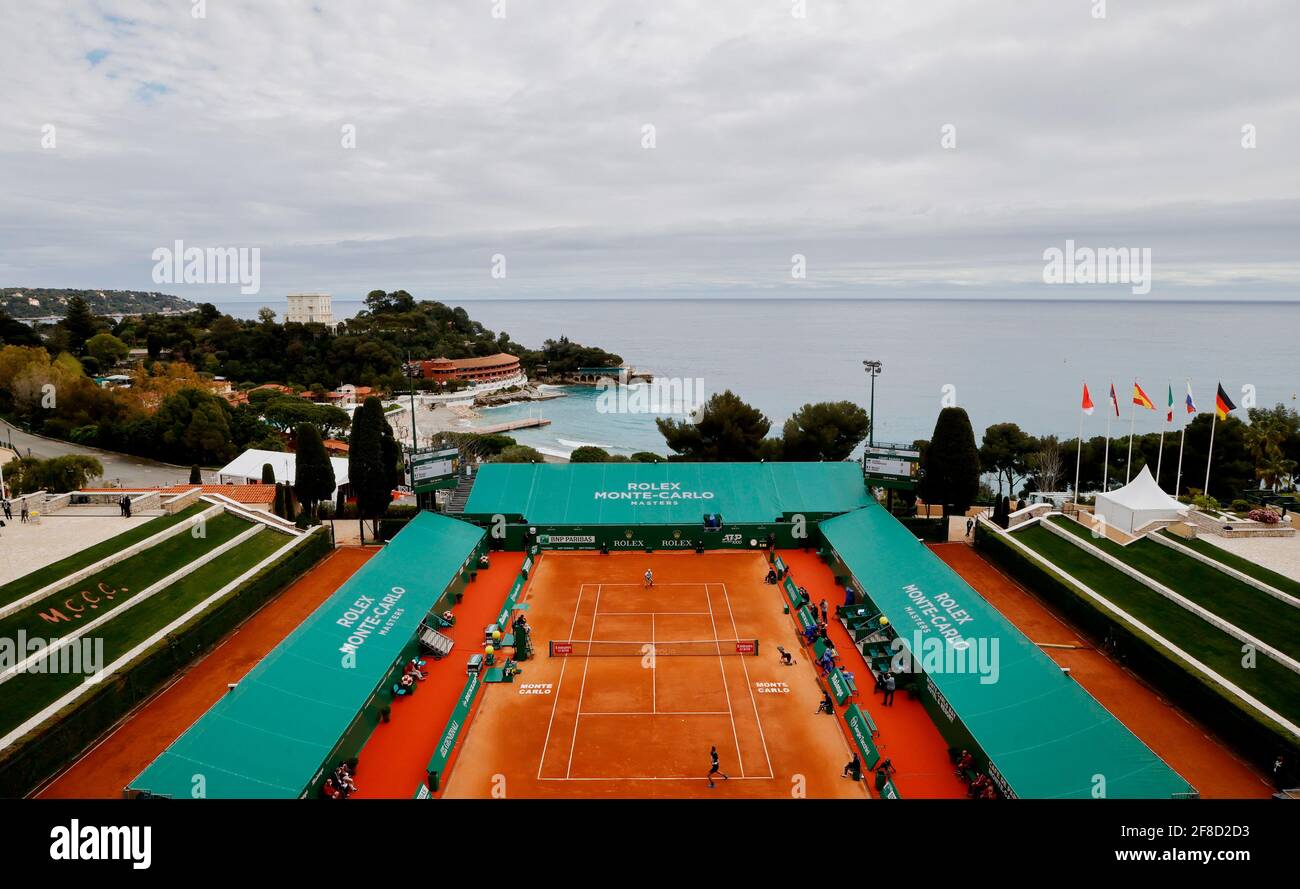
[{"xmin": 215, "ymin": 296, "xmax": 1300, "ymax": 458}]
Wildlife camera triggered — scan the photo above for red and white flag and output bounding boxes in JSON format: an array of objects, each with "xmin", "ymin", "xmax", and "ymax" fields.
[
  {"xmin": 1081, "ymin": 383, "xmax": 1095, "ymax": 415},
  {"xmin": 1108, "ymin": 383, "xmax": 1120, "ymax": 417}
]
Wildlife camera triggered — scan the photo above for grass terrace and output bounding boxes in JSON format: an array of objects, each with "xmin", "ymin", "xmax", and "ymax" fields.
[
  {"xmin": 1011, "ymin": 523, "xmax": 1300, "ymax": 729},
  {"xmin": 0, "ymin": 512, "xmax": 251, "ymax": 645},
  {"xmin": 0, "ymin": 503, "xmax": 208, "ymax": 609},
  {"xmin": 1050, "ymin": 518, "xmax": 1300, "ymax": 662},
  {"xmin": 0, "ymin": 526, "xmax": 292, "ymax": 741}
]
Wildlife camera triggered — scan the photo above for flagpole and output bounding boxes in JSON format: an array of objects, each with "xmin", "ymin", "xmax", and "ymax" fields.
[
  {"xmin": 1175, "ymin": 379, "xmax": 1190, "ymax": 497},
  {"xmin": 1102, "ymin": 412, "xmax": 1111, "ymax": 492},
  {"xmin": 1204, "ymin": 410, "xmax": 1218, "ymax": 498},
  {"xmin": 1074, "ymin": 390, "xmax": 1084, "ymax": 515},
  {"xmin": 1156, "ymin": 384, "xmax": 1168, "ymax": 488},
  {"xmin": 1125, "ymin": 385, "xmax": 1137, "ymax": 484}
]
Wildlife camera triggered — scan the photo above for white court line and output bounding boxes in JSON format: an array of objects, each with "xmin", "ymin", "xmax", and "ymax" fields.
[
  {"xmin": 601, "ymin": 611, "xmax": 710, "ymax": 615},
  {"xmin": 541, "ymin": 774, "xmax": 776, "ymax": 782},
  {"xmin": 703, "ymin": 583, "xmax": 744, "ymax": 778},
  {"xmin": 719, "ymin": 582, "xmax": 774, "ymax": 779},
  {"xmin": 564, "ymin": 582, "xmax": 602, "ymax": 779},
  {"xmin": 536, "ymin": 581, "xmax": 589, "ymax": 781},
  {"xmin": 651, "ymin": 612, "xmax": 656, "ymax": 714},
  {"xmin": 580, "ymin": 711, "xmax": 732, "ymax": 716}
]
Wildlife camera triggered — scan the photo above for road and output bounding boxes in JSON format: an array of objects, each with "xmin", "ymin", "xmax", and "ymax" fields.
[{"xmin": 0, "ymin": 417, "xmax": 200, "ymax": 488}]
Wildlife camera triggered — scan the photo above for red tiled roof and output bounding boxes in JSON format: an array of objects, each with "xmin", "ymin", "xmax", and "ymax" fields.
[{"xmin": 83, "ymin": 484, "xmax": 278, "ymax": 505}]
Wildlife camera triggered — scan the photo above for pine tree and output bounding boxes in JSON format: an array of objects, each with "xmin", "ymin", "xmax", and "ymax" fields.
[{"xmin": 61, "ymin": 295, "xmax": 100, "ymax": 354}]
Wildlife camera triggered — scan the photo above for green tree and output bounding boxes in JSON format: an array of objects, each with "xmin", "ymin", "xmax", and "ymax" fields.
[
  {"xmin": 569, "ymin": 446, "xmax": 610, "ymax": 463},
  {"xmin": 294, "ymin": 423, "xmax": 336, "ymax": 519},
  {"xmin": 261, "ymin": 463, "xmax": 276, "ymax": 484},
  {"xmin": 493, "ymin": 445, "xmax": 546, "ymax": 463},
  {"xmin": 917, "ymin": 407, "xmax": 980, "ymax": 518},
  {"xmin": 631, "ymin": 451, "xmax": 665, "ymax": 463},
  {"xmin": 780, "ymin": 400, "xmax": 871, "ymax": 462},
  {"xmin": 348, "ymin": 396, "xmax": 392, "ymax": 536},
  {"xmin": 190, "ymin": 464, "xmax": 203, "ymax": 485},
  {"xmin": 154, "ymin": 388, "xmax": 236, "ymax": 464},
  {"xmin": 979, "ymin": 422, "xmax": 1036, "ymax": 497},
  {"xmin": 657, "ymin": 390, "xmax": 771, "ymax": 461},
  {"xmin": 85, "ymin": 332, "xmax": 129, "ymax": 368},
  {"xmin": 61, "ymin": 295, "xmax": 100, "ymax": 354}
]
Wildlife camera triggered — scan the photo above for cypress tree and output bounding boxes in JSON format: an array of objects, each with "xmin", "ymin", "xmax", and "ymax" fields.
[
  {"xmin": 261, "ymin": 463, "xmax": 276, "ymax": 484},
  {"xmin": 917, "ymin": 407, "xmax": 980, "ymax": 519},
  {"xmin": 190, "ymin": 464, "xmax": 202, "ymax": 485},
  {"xmin": 294, "ymin": 423, "xmax": 335, "ymax": 520},
  {"xmin": 349, "ymin": 397, "xmax": 390, "ymax": 537}
]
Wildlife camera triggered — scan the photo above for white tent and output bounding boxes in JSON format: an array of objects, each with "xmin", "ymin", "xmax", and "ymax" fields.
[
  {"xmin": 1094, "ymin": 465, "xmax": 1188, "ymax": 534},
  {"xmin": 217, "ymin": 448, "xmax": 350, "ymax": 500}
]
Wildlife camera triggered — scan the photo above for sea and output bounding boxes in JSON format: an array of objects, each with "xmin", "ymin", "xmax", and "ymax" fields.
[{"xmin": 215, "ymin": 298, "xmax": 1300, "ymax": 460}]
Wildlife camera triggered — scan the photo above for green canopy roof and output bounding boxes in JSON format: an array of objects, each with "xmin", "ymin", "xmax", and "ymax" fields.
[
  {"xmin": 820, "ymin": 504, "xmax": 1194, "ymax": 799},
  {"xmin": 130, "ymin": 512, "xmax": 484, "ymax": 799},
  {"xmin": 463, "ymin": 462, "xmax": 870, "ymax": 525}
]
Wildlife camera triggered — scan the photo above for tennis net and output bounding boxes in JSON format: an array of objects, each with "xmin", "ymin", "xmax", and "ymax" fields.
[{"xmin": 549, "ymin": 639, "xmax": 759, "ymax": 657}]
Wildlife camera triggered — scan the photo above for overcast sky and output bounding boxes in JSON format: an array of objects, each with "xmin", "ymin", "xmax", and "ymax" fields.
[{"xmin": 2, "ymin": 0, "xmax": 1297, "ymax": 303}]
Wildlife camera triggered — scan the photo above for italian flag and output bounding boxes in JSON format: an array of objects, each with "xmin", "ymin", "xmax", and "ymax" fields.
[{"xmin": 1166, "ymin": 384, "xmax": 1174, "ymax": 422}]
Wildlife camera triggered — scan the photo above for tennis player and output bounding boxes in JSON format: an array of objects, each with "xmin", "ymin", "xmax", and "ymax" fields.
[
  {"xmin": 644, "ymin": 568, "xmax": 654, "ymax": 588},
  {"xmin": 707, "ymin": 746, "xmax": 729, "ymax": 788}
]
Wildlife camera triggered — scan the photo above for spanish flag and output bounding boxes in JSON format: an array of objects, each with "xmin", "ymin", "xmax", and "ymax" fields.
[
  {"xmin": 1133, "ymin": 381, "xmax": 1156, "ymax": 410},
  {"xmin": 1215, "ymin": 383, "xmax": 1236, "ymax": 420}
]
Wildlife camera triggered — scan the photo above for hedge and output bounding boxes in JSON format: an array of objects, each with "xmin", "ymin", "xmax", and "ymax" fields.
[
  {"xmin": 974, "ymin": 523, "xmax": 1299, "ymax": 777},
  {"xmin": 0, "ymin": 528, "xmax": 332, "ymax": 798}
]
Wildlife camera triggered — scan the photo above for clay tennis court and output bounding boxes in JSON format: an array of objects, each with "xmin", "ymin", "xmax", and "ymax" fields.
[{"xmin": 442, "ymin": 551, "xmax": 866, "ymax": 799}]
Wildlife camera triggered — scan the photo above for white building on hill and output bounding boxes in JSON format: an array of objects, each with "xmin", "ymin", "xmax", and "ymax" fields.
[
  {"xmin": 285, "ymin": 292, "xmax": 333, "ymax": 326},
  {"xmin": 217, "ymin": 448, "xmax": 350, "ymax": 502}
]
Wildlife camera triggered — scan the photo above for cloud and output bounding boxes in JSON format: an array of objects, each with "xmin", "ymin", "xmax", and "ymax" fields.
[{"xmin": 1, "ymin": 0, "xmax": 1297, "ymax": 301}]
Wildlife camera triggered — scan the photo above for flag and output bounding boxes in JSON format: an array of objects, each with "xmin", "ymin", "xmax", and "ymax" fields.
[
  {"xmin": 1185, "ymin": 382, "xmax": 1196, "ymax": 414},
  {"xmin": 1165, "ymin": 384, "xmax": 1174, "ymax": 422},
  {"xmin": 1109, "ymin": 383, "xmax": 1120, "ymax": 417},
  {"xmin": 1132, "ymin": 382, "xmax": 1156, "ymax": 410},
  {"xmin": 1215, "ymin": 383, "xmax": 1236, "ymax": 420},
  {"xmin": 1081, "ymin": 383, "xmax": 1095, "ymax": 415}
]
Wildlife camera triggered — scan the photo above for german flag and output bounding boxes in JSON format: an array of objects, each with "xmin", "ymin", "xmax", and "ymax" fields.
[
  {"xmin": 1132, "ymin": 382, "xmax": 1156, "ymax": 410},
  {"xmin": 1215, "ymin": 383, "xmax": 1236, "ymax": 420}
]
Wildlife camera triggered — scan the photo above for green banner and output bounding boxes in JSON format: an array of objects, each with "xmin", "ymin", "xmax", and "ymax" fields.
[
  {"xmin": 843, "ymin": 703, "xmax": 881, "ymax": 770},
  {"xmin": 879, "ymin": 778, "xmax": 901, "ymax": 799},
  {"xmin": 827, "ymin": 667, "xmax": 851, "ymax": 705},
  {"xmin": 426, "ymin": 672, "xmax": 482, "ymax": 792},
  {"xmin": 795, "ymin": 606, "xmax": 817, "ymax": 631}
]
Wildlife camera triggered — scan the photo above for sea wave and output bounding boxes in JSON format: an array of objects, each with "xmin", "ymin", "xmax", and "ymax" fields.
[{"xmin": 556, "ymin": 437, "xmax": 615, "ymax": 450}]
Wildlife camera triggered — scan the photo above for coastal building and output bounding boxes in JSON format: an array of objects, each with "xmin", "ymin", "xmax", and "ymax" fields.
[
  {"xmin": 407, "ymin": 353, "xmax": 522, "ymax": 385},
  {"xmin": 285, "ymin": 292, "xmax": 334, "ymax": 326}
]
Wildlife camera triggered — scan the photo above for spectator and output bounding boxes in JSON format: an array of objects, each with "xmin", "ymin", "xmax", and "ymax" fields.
[
  {"xmin": 844, "ymin": 585, "xmax": 856, "ymax": 607},
  {"xmin": 842, "ymin": 752, "xmax": 862, "ymax": 780},
  {"xmin": 2, "ymin": 498, "xmax": 11, "ymax": 520},
  {"xmin": 956, "ymin": 749, "xmax": 974, "ymax": 777},
  {"xmin": 404, "ymin": 657, "xmax": 426, "ymax": 681},
  {"xmin": 882, "ymin": 672, "xmax": 896, "ymax": 706},
  {"xmin": 818, "ymin": 599, "xmax": 829, "ymax": 623},
  {"xmin": 20, "ymin": 501, "xmax": 29, "ymax": 523},
  {"xmin": 816, "ymin": 691, "xmax": 834, "ymax": 715}
]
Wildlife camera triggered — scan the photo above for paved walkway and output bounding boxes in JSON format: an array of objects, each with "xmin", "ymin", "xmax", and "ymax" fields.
[
  {"xmin": 1202, "ymin": 533, "xmax": 1300, "ymax": 584},
  {"xmin": 0, "ymin": 508, "xmax": 162, "ymax": 587},
  {"xmin": 930, "ymin": 543, "xmax": 1272, "ymax": 798}
]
